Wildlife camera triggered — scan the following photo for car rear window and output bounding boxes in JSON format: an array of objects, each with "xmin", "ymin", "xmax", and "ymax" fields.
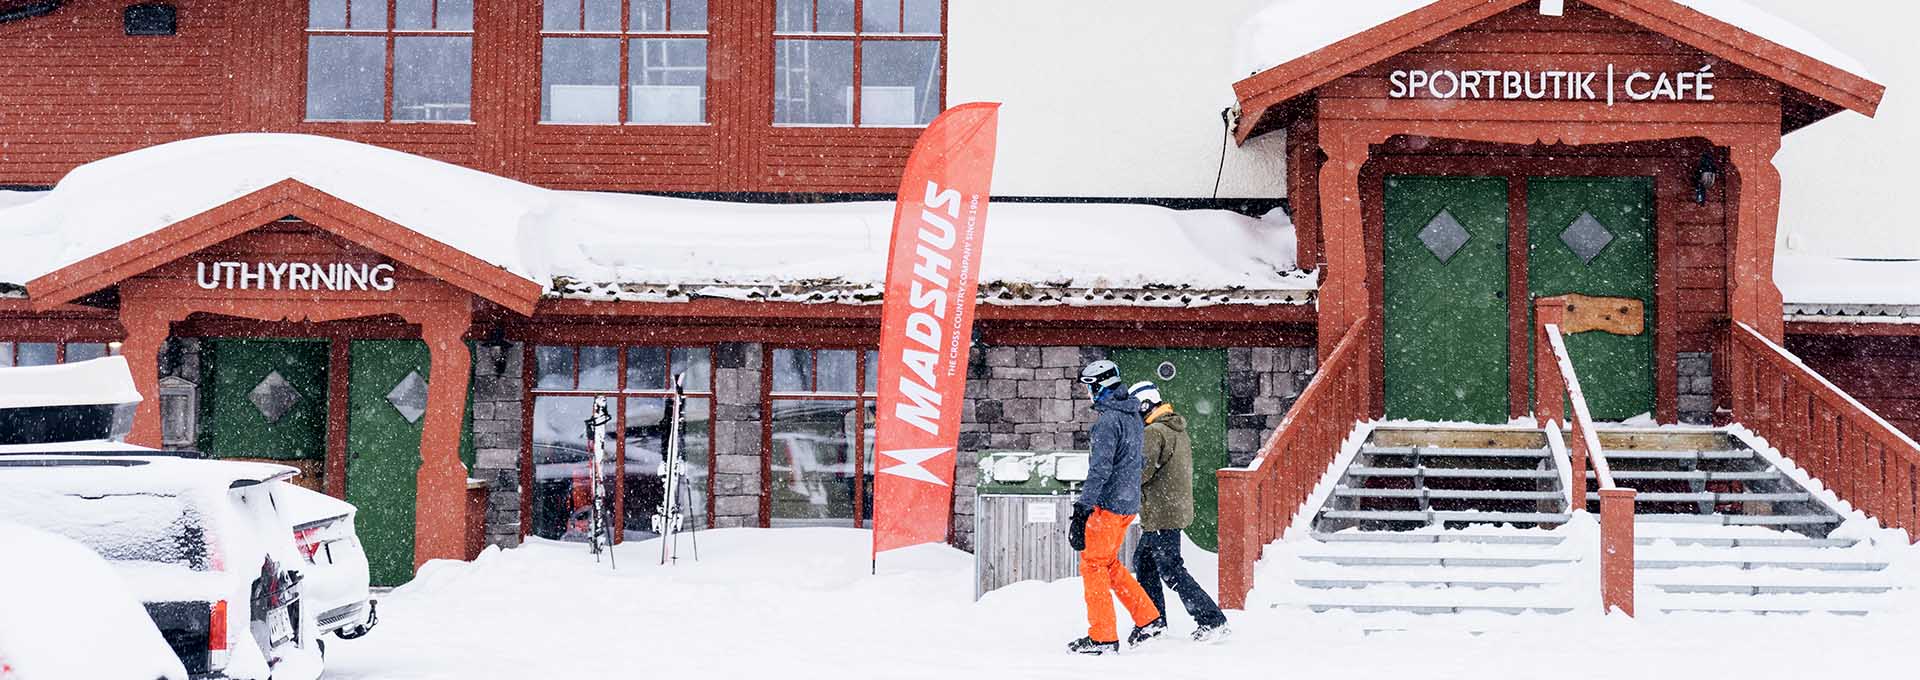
[{"xmin": 7, "ymin": 492, "xmax": 214, "ymax": 570}]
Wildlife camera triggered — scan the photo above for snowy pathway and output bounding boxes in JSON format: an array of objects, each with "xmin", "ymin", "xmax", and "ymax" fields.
[{"xmin": 326, "ymin": 528, "xmax": 1920, "ymax": 680}]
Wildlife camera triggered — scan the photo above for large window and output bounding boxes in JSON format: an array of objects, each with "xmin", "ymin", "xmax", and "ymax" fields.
[
  {"xmin": 767, "ymin": 347, "xmax": 881, "ymax": 526},
  {"xmin": 306, "ymin": 0, "xmax": 475, "ymax": 122},
  {"xmin": 774, "ymin": 0, "xmax": 942, "ymax": 126},
  {"xmin": 0, "ymin": 341, "xmax": 111, "ymax": 367},
  {"xmin": 541, "ymin": 0, "xmax": 711, "ymax": 124},
  {"xmin": 528, "ymin": 344, "xmax": 714, "ymax": 542}
]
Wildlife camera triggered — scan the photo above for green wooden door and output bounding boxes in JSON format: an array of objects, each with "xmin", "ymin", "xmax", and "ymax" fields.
[
  {"xmin": 1383, "ymin": 176, "xmax": 1512, "ymax": 423},
  {"xmin": 200, "ymin": 338, "xmax": 329, "ymax": 462},
  {"xmin": 1527, "ymin": 177, "xmax": 1656, "ymax": 421},
  {"xmin": 1111, "ymin": 349, "xmax": 1227, "ymax": 550},
  {"xmin": 347, "ymin": 340, "xmax": 430, "ymax": 586}
]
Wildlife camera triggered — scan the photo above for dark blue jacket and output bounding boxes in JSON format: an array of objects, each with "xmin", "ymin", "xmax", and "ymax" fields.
[{"xmin": 1077, "ymin": 385, "xmax": 1144, "ymax": 516}]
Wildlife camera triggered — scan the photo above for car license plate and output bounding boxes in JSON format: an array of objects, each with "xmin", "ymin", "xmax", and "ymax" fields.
[{"xmin": 268, "ymin": 607, "xmax": 293, "ymax": 646}]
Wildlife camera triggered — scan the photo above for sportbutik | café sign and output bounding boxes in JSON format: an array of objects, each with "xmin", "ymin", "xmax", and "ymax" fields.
[{"xmin": 1389, "ymin": 64, "xmax": 1718, "ymax": 106}]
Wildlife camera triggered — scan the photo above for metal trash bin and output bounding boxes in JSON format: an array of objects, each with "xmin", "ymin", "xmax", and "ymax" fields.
[{"xmin": 973, "ymin": 450, "xmax": 1141, "ymax": 600}]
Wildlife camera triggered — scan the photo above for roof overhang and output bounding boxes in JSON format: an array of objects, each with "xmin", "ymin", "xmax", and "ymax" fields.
[
  {"xmin": 24, "ymin": 178, "xmax": 544, "ymax": 315},
  {"xmin": 1233, "ymin": 0, "xmax": 1886, "ymax": 143}
]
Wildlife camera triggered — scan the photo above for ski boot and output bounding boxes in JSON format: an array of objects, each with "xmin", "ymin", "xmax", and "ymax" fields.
[
  {"xmin": 1066, "ymin": 636, "xmax": 1120, "ymax": 656},
  {"xmin": 1192, "ymin": 622, "xmax": 1232, "ymax": 643},
  {"xmin": 1127, "ymin": 617, "xmax": 1167, "ymax": 647}
]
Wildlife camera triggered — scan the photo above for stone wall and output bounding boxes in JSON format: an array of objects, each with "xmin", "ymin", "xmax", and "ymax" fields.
[
  {"xmin": 1678, "ymin": 351, "xmax": 1713, "ymax": 425},
  {"xmin": 1226, "ymin": 347, "xmax": 1317, "ymax": 468},
  {"xmin": 709, "ymin": 342, "xmax": 765, "ymax": 529},
  {"xmin": 470, "ymin": 341, "xmax": 526, "ymax": 548}
]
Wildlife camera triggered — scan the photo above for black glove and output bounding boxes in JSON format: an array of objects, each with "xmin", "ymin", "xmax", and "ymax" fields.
[{"xmin": 1067, "ymin": 505, "xmax": 1093, "ymax": 552}]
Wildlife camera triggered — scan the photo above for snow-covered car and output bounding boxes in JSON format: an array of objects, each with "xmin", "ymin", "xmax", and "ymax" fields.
[
  {"xmin": 0, "ymin": 521, "xmax": 189, "ymax": 680},
  {"xmin": 271, "ymin": 483, "xmax": 376, "ymax": 639},
  {"xmin": 0, "ymin": 455, "xmax": 324, "ymax": 680},
  {"xmin": 0, "ymin": 356, "xmax": 142, "ymax": 447}
]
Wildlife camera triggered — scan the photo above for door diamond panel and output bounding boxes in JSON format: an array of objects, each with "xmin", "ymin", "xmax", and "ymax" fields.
[
  {"xmin": 248, "ymin": 370, "xmax": 302, "ymax": 424},
  {"xmin": 1418, "ymin": 209, "xmax": 1472, "ymax": 264},
  {"xmin": 385, "ymin": 370, "xmax": 429, "ymax": 424},
  {"xmin": 1560, "ymin": 210, "xmax": 1616, "ymax": 265}
]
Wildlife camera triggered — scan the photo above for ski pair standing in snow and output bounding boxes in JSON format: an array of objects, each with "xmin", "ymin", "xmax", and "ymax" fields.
[
  {"xmin": 1066, "ymin": 360, "xmax": 1162, "ymax": 656},
  {"xmin": 1126, "ymin": 382, "xmax": 1230, "ymax": 644}
]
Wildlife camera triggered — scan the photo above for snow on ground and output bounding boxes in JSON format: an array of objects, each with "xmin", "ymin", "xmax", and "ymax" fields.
[{"xmin": 326, "ymin": 527, "xmax": 1920, "ymax": 680}]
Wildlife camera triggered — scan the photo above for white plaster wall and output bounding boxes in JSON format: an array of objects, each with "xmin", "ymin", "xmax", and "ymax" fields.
[
  {"xmin": 1743, "ymin": 0, "xmax": 1920, "ymax": 258},
  {"xmin": 946, "ymin": 0, "xmax": 1287, "ymax": 199}
]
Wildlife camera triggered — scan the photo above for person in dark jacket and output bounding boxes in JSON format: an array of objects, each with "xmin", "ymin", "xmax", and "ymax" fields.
[
  {"xmin": 1065, "ymin": 360, "xmax": 1160, "ymax": 656},
  {"xmin": 1126, "ymin": 382, "xmax": 1230, "ymax": 644}
]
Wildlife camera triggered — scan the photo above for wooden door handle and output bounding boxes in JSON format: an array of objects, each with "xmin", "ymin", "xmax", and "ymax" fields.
[{"xmin": 1558, "ymin": 294, "xmax": 1645, "ymax": 336}]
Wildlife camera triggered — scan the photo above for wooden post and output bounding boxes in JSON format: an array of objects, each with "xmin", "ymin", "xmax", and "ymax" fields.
[
  {"xmin": 1599, "ymin": 488, "xmax": 1638, "ymax": 617},
  {"xmin": 1533, "ymin": 298, "xmax": 1567, "ymax": 426},
  {"xmin": 118, "ymin": 307, "xmax": 170, "ymax": 449},
  {"xmin": 1314, "ymin": 134, "xmax": 1370, "ymax": 364},
  {"xmin": 410, "ymin": 306, "xmax": 474, "ymax": 569},
  {"xmin": 1728, "ymin": 140, "xmax": 1786, "ymax": 343},
  {"xmin": 1216, "ymin": 469, "xmax": 1254, "ymax": 610}
]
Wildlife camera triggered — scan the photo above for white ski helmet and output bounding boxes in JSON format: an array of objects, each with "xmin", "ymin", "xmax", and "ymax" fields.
[
  {"xmin": 1079, "ymin": 360, "xmax": 1122, "ymax": 391},
  {"xmin": 1129, "ymin": 381, "xmax": 1163, "ymax": 413}
]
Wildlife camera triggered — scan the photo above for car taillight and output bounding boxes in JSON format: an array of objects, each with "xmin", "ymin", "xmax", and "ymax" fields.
[
  {"xmin": 209, "ymin": 600, "xmax": 230, "ymax": 669},
  {"xmin": 294, "ymin": 526, "xmax": 323, "ymax": 563}
]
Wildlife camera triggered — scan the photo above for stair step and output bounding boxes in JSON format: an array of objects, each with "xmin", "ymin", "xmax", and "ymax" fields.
[
  {"xmin": 1637, "ymin": 559, "xmax": 1888, "ymax": 572},
  {"xmin": 1299, "ymin": 554, "xmax": 1574, "ymax": 568},
  {"xmin": 1311, "ymin": 532, "xmax": 1566, "ymax": 546},
  {"xmin": 1599, "ymin": 449, "xmax": 1755, "ymax": 461},
  {"xmin": 1585, "ymin": 492, "xmax": 1811, "ymax": 503},
  {"xmin": 1633, "ymin": 536, "xmax": 1859, "ymax": 549},
  {"xmin": 1296, "ymin": 578, "xmax": 1551, "ymax": 591},
  {"xmin": 1650, "ymin": 583, "xmax": 1893, "ymax": 595},
  {"xmin": 1589, "ymin": 470, "xmax": 1780, "ymax": 481},
  {"xmin": 1364, "ymin": 447, "xmax": 1550, "ymax": 458},
  {"xmin": 1656, "ymin": 607, "xmax": 1871, "ymax": 616},
  {"xmin": 1338, "ymin": 487, "xmax": 1565, "ymax": 501},
  {"xmin": 1322, "ymin": 510, "xmax": 1572, "ymax": 525},
  {"xmin": 1306, "ymin": 604, "xmax": 1574, "ymax": 615},
  {"xmin": 1353, "ymin": 466, "xmax": 1559, "ymax": 480},
  {"xmin": 1635, "ymin": 513, "xmax": 1841, "ymax": 526}
]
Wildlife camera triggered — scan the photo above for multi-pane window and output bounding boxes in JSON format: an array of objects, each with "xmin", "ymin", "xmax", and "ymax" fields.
[
  {"xmin": 529, "ymin": 344, "xmax": 714, "ymax": 542},
  {"xmin": 774, "ymin": 0, "xmax": 942, "ymax": 126},
  {"xmin": 306, "ymin": 0, "xmax": 475, "ymax": 122},
  {"xmin": 767, "ymin": 347, "xmax": 881, "ymax": 527},
  {"xmin": 0, "ymin": 341, "xmax": 111, "ymax": 367},
  {"xmin": 541, "ymin": 0, "xmax": 711, "ymax": 124}
]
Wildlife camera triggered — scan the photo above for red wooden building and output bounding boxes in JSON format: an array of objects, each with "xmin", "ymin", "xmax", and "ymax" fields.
[{"xmin": 1, "ymin": 0, "xmax": 1915, "ymax": 597}]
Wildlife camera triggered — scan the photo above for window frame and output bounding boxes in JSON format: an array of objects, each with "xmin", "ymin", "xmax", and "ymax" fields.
[
  {"xmin": 0, "ymin": 340, "xmax": 120, "ymax": 367},
  {"xmin": 303, "ymin": 0, "xmax": 478, "ymax": 124},
  {"xmin": 522, "ymin": 343, "xmax": 718, "ymax": 542},
  {"xmin": 771, "ymin": 0, "xmax": 947, "ymax": 129},
  {"xmin": 538, "ymin": 0, "xmax": 714, "ymax": 126},
  {"xmin": 762, "ymin": 346, "xmax": 881, "ymax": 528}
]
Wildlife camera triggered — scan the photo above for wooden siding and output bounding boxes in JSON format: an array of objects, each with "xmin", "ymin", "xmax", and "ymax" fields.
[
  {"xmin": 0, "ymin": 0, "xmax": 931, "ymax": 193},
  {"xmin": 1787, "ymin": 334, "xmax": 1920, "ymax": 440}
]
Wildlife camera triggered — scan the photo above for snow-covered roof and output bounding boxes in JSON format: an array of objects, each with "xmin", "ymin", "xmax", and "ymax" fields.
[
  {"xmin": 0, "ymin": 134, "xmax": 1311, "ymax": 308},
  {"xmin": 1778, "ymin": 254, "xmax": 1920, "ymax": 323},
  {"xmin": 1233, "ymin": 0, "xmax": 1874, "ymax": 82},
  {"xmin": 0, "ymin": 356, "xmax": 143, "ymax": 409}
]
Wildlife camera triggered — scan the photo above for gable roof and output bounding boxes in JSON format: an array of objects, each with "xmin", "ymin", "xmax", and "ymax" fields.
[
  {"xmin": 1232, "ymin": 0, "xmax": 1886, "ymax": 142},
  {"xmin": 23, "ymin": 179, "xmax": 546, "ymax": 314}
]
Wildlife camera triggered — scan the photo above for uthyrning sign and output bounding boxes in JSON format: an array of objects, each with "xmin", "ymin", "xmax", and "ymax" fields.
[
  {"xmin": 1389, "ymin": 65, "xmax": 1717, "ymax": 106},
  {"xmin": 196, "ymin": 260, "xmax": 397, "ymax": 292}
]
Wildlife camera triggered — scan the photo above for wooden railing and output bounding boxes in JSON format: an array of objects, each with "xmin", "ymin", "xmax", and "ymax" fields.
[
  {"xmin": 1216, "ymin": 316, "xmax": 1371, "ymax": 609},
  {"xmin": 1730, "ymin": 322, "xmax": 1920, "ymax": 544},
  {"xmin": 1534, "ymin": 298, "xmax": 1637, "ymax": 616}
]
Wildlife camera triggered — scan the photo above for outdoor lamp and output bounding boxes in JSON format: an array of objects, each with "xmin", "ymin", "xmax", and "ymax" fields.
[
  {"xmin": 1695, "ymin": 151, "xmax": 1721, "ymax": 205},
  {"xmin": 482, "ymin": 325, "xmax": 513, "ymax": 375}
]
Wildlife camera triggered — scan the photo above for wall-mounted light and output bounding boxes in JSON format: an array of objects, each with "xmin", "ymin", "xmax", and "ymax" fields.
[
  {"xmin": 481, "ymin": 324, "xmax": 514, "ymax": 375},
  {"xmin": 1694, "ymin": 151, "xmax": 1721, "ymax": 205}
]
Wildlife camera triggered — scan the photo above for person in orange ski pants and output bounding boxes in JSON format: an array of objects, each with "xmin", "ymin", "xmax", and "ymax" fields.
[{"xmin": 1067, "ymin": 360, "xmax": 1160, "ymax": 655}]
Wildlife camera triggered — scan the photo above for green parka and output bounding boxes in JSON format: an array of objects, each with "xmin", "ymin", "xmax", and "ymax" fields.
[{"xmin": 1139, "ymin": 409, "xmax": 1195, "ymax": 532}]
